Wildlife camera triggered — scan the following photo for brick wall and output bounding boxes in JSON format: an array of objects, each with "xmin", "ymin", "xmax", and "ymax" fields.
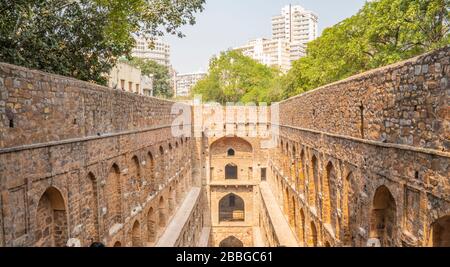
[
  {"xmin": 0, "ymin": 63, "xmax": 197, "ymax": 247},
  {"xmin": 279, "ymin": 47, "xmax": 449, "ymax": 152},
  {"xmin": 271, "ymin": 46, "xmax": 450, "ymax": 247}
]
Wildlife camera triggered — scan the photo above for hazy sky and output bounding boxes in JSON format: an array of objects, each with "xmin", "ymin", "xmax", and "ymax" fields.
[{"xmin": 166, "ymin": 0, "xmax": 368, "ymax": 73}]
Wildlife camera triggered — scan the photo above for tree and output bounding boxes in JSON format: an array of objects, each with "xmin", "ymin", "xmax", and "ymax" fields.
[
  {"xmin": 130, "ymin": 58, "xmax": 173, "ymax": 98},
  {"xmin": 192, "ymin": 50, "xmax": 281, "ymax": 104},
  {"xmin": 282, "ymin": 0, "xmax": 449, "ymax": 98},
  {"xmin": 0, "ymin": 0, "xmax": 205, "ymax": 84}
]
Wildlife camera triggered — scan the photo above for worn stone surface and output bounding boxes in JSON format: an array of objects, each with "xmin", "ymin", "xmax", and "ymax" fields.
[
  {"xmin": 0, "ymin": 63, "xmax": 199, "ymax": 247},
  {"xmin": 270, "ymin": 46, "xmax": 449, "ymax": 247},
  {"xmin": 0, "ymin": 47, "xmax": 449, "ymax": 247}
]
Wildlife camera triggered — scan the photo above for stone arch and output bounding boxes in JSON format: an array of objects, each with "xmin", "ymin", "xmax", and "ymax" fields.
[
  {"xmin": 147, "ymin": 152, "xmax": 155, "ymax": 193},
  {"xmin": 168, "ymin": 186, "xmax": 176, "ymax": 214},
  {"xmin": 283, "ymin": 187, "xmax": 290, "ymax": 216},
  {"xmin": 298, "ymin": 209, "xmax": 306, "ymax": 245},
  {"xmin": 106, "ymin": 163, "xmax": 122, "ymax": 228},
  {"xmin": 309, "ymin": 221, "xmax": 318, "ymax": 247},
  {"xmin": 308, "ymin": 155, "xmax": 318, "ymax": 208},
  {"xmin": 325, "ymin": 241, "xmax": 331, "ymax": 247},
  {"xmin": 85, "ymin": 172, "xmax": 99, "ymax": 243},
  {"xmin": 147, "ymin": 207, "xmax": 157, "ymax": 244},
  {"xmin": 34, "ymin": 187, "xmax": 68, "ymax": 247},
  {"xmin": 159, "ymin": 145, "xmax": 164, "ymax": 155},
  {"xmin": 322, "ymin": 162, "xmax": 333, "ymax": 226},
  {"xmin": 431, "ymin": 215, "xmax": 450, "ymax": 247},
  {"xmin": 131, "ymin": 220, "xmax": 142, "ymax": 247},
  {"xmin": 219, "ymin": 193, "xmax": 245, "ymax": 222},
  {"xmin": 297, "ymin": 149, "xmax": 306, "ymax": 193},
  {"xmin": 113, "ymin": 241, "xmax": 122, "ymax": 247},
  {"xmin": 342, "ymin": 171, "xmax": 354, "ymax": 246},
  {"xmin": 290, "ymin": 196, "xmax": 297, "ymax": 231},
  {"xmin": 210, "ymin": 137, "xmax": 253, "ymax": 156},
  {"xmin": 158, "ymin": 196, "xmax": 166, "ymax": 227},
  {"xmin": 370, "ymin": 185, "xmax": 397, "ymax": 247},
  {"xmin": 129, "ymin": 155, "xmax": 141, "ymax": 206},
  {"xmin": 225, "ymin": 163, "xmax": 238, "ymax": 180},
  {"xmin": 219, "ymin": 236, "xmax": 244, "ymax": 247},
  {"xmin": 227, "ymin": 148, "xmax": 235, "ymax": 156}
]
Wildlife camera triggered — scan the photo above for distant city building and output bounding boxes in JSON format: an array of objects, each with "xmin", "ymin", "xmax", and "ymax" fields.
[
  {"xmin": 175, "ymin": 72, "xmax": 207, "ymax": 97},
  {"xmin": 233, "ymin": 4, "xmax": 315, "ymax": 72},
  {"xmin": 234, "ymin": 38, "xmax": 303, "ymax": 73},
  {"xmin": 272, "ymin": 4, "xmax": 319, "ymax": 46},
  {"xmin": 141, "ymin": 75, "xmax": 154, "ymax": 97},
  {"xmin": 108, "ymin": 61, "xmax": 153, "ymax": 96},
  {"xmin": 132, "ymin": 35, "xmax": 171, "ymax": 67}
]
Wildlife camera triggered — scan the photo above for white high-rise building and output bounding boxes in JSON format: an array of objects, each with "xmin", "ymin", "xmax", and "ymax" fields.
[
  {"xmin": 235, "ymin": 38, "xmax": 299, "ymax": 73},
  {"xmin": 132, "ymin": 35, "xmax": 171, "ymax": 67},
  {"xmin": 272, "ymin": 4, "xmax": 318, "ymax": 60},
  {"xmin": 175, "ymin": 71, "xmax": 207, "ymax": 97}
]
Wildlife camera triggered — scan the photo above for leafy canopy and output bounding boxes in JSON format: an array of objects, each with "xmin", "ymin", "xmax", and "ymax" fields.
[
  {"xmin": 0, "ymin": 0, "xmax": 205, "ymax": 84},
  {"xmin": 281, "ymin": 0, "xmax": 450, "ymax": 99},
  {"xmin": 192, "ymin": 50, "xmax": 280, "ymax": 104}
]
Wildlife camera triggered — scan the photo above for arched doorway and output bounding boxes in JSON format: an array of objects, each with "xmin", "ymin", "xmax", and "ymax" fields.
[
  {"xmin": 147, "ymin": 152, "xmax": 155, "ymax": 194},
  {"xmin": 147, "ymin": 207, "xmax": 157, "ymax": 244},
  {"xmin": 85, "ymin": 172, "xmax": 99, "ymax": 243},
  {"xmin": 219, "ymin": 193, "xmax": 245, "ymax": 222},
  {"xmin": 35, "ymin": 187, "xmax": 68, "ymax": 247},
  {"xmin": 169, "ymin": 187, "xmax": 175, "ymax": 214},
  {"xmin": 370, "ymin": 186, "xmax": 397, "ymax": 247},
  {"xmin": 106, "ymin": 164, "xmax": 122, "ymax": 228},
  {"xmin": 310, "ymin": 221, "xmax": 318, "ymax": 247},
  {"xmin": 131, "ymin": 221, "xmax": 142, "ymax": 247},
  {"xmin": 113, "ymin": 241, "xmax": 122, "ymax": 247},
  {"xmin": 322, "ymin": 162, "xmax": 333, "ymax": 225},
  {"xmin": 308, "ymin": 155, "xmax": 318, "ymax": 208},
  {"xmin": 298, "ymin": 150, "xmax": 306, "ymax": 193},
  {"xmin": 159, "ymin": 196, "xmax": 166, "ymax": 227},
  {"xmin": 342, "ymin": 172, "xmax": 354, "ymax": 246},
  {"xmin": 219, "ymin": 236, "xmax": 244, "ymax": 247},
  {"xmin": 298, "ymin": 209, "xmax": 306, "ymax": 245},
  {"xmin": 431, "ymin": 215, "xmax": 450, "ymax": 247}
]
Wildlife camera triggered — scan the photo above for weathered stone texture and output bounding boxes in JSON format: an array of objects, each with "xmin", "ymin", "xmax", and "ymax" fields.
[
  {"xmin": 0, "ymin": 62, "xmax": 180, "ymax": 148},
  {"xmin": 271, "ymin": 47, "xmax": 449, "ymax": 247},
  {"xmin": 279, "ymin": 47, "xmax": 449, "ymax": 152},
  {"xmin": 1, "ymin": 47, "xmax": 449, "ymax": 247},
  {"xmin": 0, "ymin": 63, "xmax": 199, "ymax": 247}
]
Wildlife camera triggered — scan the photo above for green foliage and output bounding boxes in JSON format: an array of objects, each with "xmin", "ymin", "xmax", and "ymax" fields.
[
  {"xmin": 192, "ymin": 50, "xmax": 281, "ymax": 104},
  {"xmin": 130, "ymin": 58, "xmax": 173, "ymax": 98},
  {"xmin": 0, "ymin": 0, "xmax": 205, "ymax": 84},
  {"xmin": 282, "ymin": 0, "xmax": 450, "ymax": 98}
]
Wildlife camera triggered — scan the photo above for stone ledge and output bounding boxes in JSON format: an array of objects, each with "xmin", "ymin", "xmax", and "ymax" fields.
[
  {"xmin": 276, "ymin": 124, "xmax": 450, "ymax": 158},
  {"xmin": 259, "ymin": 182, "xmax": 298, "ymax": 247},
  {"xmin": 156, "ymin": 187, "xmax": 201, "ymax": 247}
]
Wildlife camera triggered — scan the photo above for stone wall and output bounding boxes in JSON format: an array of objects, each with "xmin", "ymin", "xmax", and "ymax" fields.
[
  {"xmin": 279, "ymin": 47, "xmax": 449, "ymax": 152},
  {"xmin": 271, "ymin": 47, "xmax": 450, "ymax": 247},
  {"xmin": 0, "ymin": 62, "xmax": 198, "ymax": 247},
  {"xmin": 0, "ymin": 62, "xmax": 180, "ymax": 149}
]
